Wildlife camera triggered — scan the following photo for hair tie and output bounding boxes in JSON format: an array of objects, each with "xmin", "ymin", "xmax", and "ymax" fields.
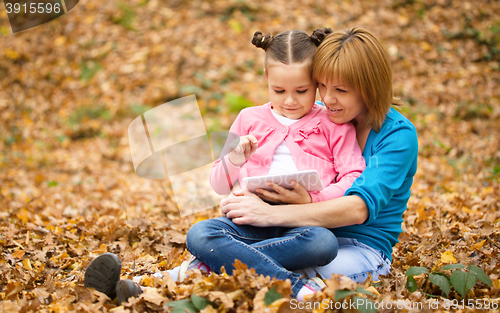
[{"xmin": 261, "ymin": 36, "xmax": 265, "ymax": 43}]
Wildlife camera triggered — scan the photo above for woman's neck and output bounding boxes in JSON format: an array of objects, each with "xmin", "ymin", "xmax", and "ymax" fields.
[{"xmin": 354, "ymin": 122, "xmax": 371, "ymax": 153}]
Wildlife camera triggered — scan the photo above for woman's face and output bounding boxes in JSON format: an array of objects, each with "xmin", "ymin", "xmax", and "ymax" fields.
[
  {"xmin": 318, "ymin": 77, "xmax": 368, "ymax": 126},
  {"xmin": 266, "ymin": 62, "xmax": 317, "ymax": 120}
]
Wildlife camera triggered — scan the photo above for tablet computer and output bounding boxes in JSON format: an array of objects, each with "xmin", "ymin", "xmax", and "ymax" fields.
[{"xmin": 241, "ymin": 170, "xmax": 324, "ymax": 193}]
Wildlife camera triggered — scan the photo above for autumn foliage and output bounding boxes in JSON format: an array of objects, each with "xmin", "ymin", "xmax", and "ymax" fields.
[{"xmin": 1, "ymin": 0, "xmax": 499, "ymax": 312}]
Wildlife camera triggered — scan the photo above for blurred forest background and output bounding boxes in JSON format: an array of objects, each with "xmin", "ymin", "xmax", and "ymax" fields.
[{"xmin": 0, "ymin": 0, "xmax": 499, "ymax": 312}]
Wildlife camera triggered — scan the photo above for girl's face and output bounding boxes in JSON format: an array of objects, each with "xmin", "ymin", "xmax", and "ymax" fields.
[
  {"xmin": 266, "ymin": 62, "xmax": 317, "ymax": 120},
  {"xmin": 318, "ymin": 77, "xmax": 368, "ymax": 126}
]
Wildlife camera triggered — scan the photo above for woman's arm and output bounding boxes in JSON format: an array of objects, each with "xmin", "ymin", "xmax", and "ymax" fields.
[
  {"xmin": 221, "ymin": 188, "xmax": 368, "ymax": 228},
  {"xmin": 222, "ymin": 119, "xmax": 418, "ymax": 229}
]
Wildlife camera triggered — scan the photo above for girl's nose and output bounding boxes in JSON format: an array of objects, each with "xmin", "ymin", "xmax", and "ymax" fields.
[{"xmin": 284, "ymin": 94, "xmax": 296, "ymax": 105}]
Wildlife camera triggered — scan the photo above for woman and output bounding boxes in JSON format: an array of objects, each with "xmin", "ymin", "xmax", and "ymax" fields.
[{"xmin": 84, "ymin": 27, "xmax": 418, "ymax": 303}]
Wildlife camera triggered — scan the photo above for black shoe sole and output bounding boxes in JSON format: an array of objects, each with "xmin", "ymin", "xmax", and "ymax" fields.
[
  {"xmin": 84, "ymin": 253, "xmax": 122, "ymax": 299},
  {"xmin": 116, "ymin": 279, "xmax": 143, "ymax": 305}
]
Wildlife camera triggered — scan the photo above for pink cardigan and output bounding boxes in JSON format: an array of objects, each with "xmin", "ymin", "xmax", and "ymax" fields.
[{"xmin": 210, "ymin": 103, "xmax": 365, "ymax": 202}]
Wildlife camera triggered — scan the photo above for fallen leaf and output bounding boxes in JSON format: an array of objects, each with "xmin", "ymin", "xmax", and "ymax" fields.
[{"xmin": 440, "ymin": 251, "xmax": 457, "ymax": 264}]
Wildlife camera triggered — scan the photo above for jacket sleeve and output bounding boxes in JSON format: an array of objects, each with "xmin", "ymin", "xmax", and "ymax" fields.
[
  {"xmin": 309, "ymin": 123, "xmax": 365, "ymax": 203},
  {"xmin": 345, "ymin": 122, "xmax": 418, "ymax": 224},
  {"xmin": 209, "ymin": 112, "xmax": 247, "ymax": 195}
]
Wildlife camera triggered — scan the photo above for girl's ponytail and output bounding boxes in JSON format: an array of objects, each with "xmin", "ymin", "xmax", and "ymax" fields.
[
  {"xmin": 310, "ymin": 28, "xmax": 333, "ymax": 47},
  {"xmin": 252, "ymin": 31, "xmax": 274, "ymax": 51}
]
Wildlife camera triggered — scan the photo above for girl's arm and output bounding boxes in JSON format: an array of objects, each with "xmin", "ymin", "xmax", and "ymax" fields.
[
  {"xmin": 209, "ymin": 112, "xmax": 245, "ymax": 195},
  {"xmin": 210, "ymin": 111, "xmax": 258, "ymax": 195}
]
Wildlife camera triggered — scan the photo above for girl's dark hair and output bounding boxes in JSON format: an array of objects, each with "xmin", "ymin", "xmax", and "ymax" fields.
[{"xmin": 252, "ymin": 28, "xmax": 332, "ymax": 68}]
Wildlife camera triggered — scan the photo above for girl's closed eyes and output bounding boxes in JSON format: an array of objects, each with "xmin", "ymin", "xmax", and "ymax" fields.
[{"xmin": 273, "ymin": 89, "xmax": 309, "ymax": 94}]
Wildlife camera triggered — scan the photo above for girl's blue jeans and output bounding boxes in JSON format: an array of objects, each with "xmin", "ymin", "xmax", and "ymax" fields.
[{"xmin": 186, "ymin": 217, "xmax": 338, "ymax": 297}]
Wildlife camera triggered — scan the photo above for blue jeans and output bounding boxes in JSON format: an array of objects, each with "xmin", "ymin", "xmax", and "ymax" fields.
[
  {"xmin": 186, "ymin": 217, "xmax": 338, "ymax": 297},
  {"xmin": 295, "ymin": 237, "xmax": 392, "ymax": 283}
]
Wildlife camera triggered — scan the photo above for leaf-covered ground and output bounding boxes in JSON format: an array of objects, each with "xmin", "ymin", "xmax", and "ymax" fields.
[{"xmin": 1, "ymin": 0, "xmax": 499, "ymax": 312}]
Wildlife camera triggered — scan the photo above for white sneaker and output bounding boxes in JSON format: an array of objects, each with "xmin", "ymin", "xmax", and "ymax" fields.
[
  {"xmin": 178, "ymin": 256, "xmax": 213, "ymax": 281},
  {"xmin": 296, "ymin": 277, "xmax": 326, "ymax": 301}
]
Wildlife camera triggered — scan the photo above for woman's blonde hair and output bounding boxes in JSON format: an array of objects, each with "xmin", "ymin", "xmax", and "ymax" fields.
[{"xmin": 313, "ymin": 27, "xmax": 401, "ymax": 132}]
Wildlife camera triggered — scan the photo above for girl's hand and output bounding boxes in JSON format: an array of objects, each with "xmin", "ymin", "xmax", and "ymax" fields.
[
  {"xmin": 256, "ymin": 181, "xmax": 312, "ymax": 204},
  {"xmin": 220, "ymin": 189, "xmax": 275, "ymax": 227},
  {"xmin": 220, "ymin": 181, "xmax": 242, "ymax": 216},
  {"xmin": 228, "ymin": 135, "xmax": 258, "ymax": 167}
]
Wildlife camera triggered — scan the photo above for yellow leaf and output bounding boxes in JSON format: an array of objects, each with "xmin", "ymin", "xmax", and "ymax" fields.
[
  {"xmin": 365, "ymin": 286, "xmax": 380, "ymax": 296},
  {"xmin": 85, "ymin": 16, "xmax": 96, "ymax": 25},
  {"xmin": 142, "ymin": 276, "xmax": 155, "ymax": 287},
  {"xmin": 462, "ymin": 206, "xmax": 474, "ymax": 214},
  {"xmin": 96, "ymin": 244, "xmax": 107, "ymax": 253},
  {"xmin": 424, "ymin": 113, "xmax": 438, "ymax": 122},
  {"xmin": 193, "ymin": 216, "xmax": 208, "ymax": 225},
  {"xmin": 12, "ymin": 250, "xmax": 25, "ymax": 259},
  {"xmin": 228, "ymin": 19, "xmax": 243, "ymax": 34},
  {"xmin": 16, "ymin": 208, "xmax": 29, "ymax": 224},
  {"xmin": 417, "ymin": 206, "xmax": 427, "ymax": 221},
  {"xmin": 69, "ymin": 262, "xmax": 81, "ymax": 270},
  {"xmin": 313, "ymin": 306, "xmax": 326, "ymax": 313},
  {"xmin": 481, "ymin": 187, "xmax": 494, "ymax": 196},
  {"xmin": 158, "ymin": 260, "xmax": 169, "ymax": 269},
  {"xmin": 54, "ymin": 36, "xmax": 66, "ymax": 46},
  {"xmin": 397, "ymin": 14, "xmax": 409, "ymax": 26},
  {"xmin": 493, "ymin": 279, "xmax": 500, "ymax": 289},
  {"xmin": 22, "ymin": 259, "xmax": 32, "ymax": 270},
  {"xmin": 34, "ymin": 174, "xmax": 45, "ymax": 184},
  {"xmin": 420, "ymin": 41, "xmax": 432, "ymax": 52},
  {"xmin": 440, "ymin": 251, "xmax": 457, "ymax": 264},
  {"xmin": 58, "ymin": 252, "xmax": 70, "ymax": 260},
  {"xmin": 472, "ymin": 240, "xmax": 486, "ymax": 250},
  {"xmin": 4, "ymin": 48, "xmax": 19, "ymax": 59}
]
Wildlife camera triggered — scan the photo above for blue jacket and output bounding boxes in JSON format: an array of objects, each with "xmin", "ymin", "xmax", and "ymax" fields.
[{"xmin": 333, "ymin": 107, "xmax": 418, "ymax": 261}]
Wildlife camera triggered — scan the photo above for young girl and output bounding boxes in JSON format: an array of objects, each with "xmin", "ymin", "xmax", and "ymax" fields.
[{"xmin": 185, "ymin": 28, "xmax": 366, "ymax": 300}]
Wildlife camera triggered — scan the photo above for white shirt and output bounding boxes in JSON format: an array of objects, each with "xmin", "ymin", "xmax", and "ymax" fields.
[{"xmin": 266, "ymin": 109, "xmax": 299, "ymax": 175}]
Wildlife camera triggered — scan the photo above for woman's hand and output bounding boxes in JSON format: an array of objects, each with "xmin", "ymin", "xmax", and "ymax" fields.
[
  {"xmin": 228, "ymin": 135, "xmax": 258, "ymax": 167},
  {"xmin": 220, "ymin": 190, "xmax": 275, "ymax": 227},
  {"xmin": 256, "ymin": 181, "xmax": 312, "ymax": 204}
]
